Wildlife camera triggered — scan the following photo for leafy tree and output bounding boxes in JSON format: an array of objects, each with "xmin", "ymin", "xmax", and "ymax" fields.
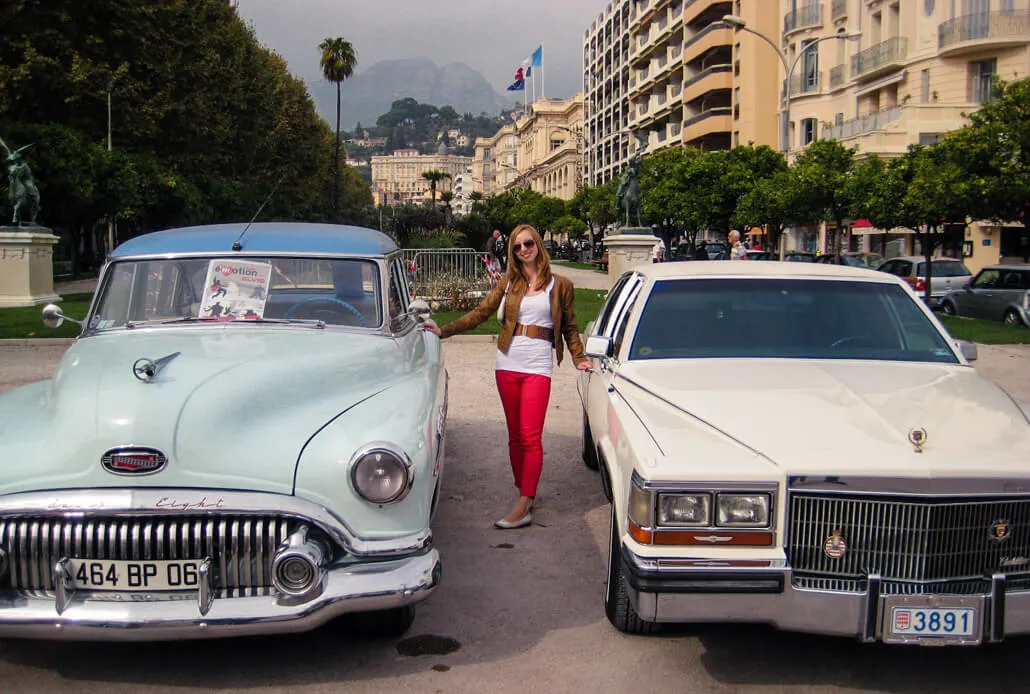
[
  {"xmin": 318, "ymin": 36, "xmax": 358, "ymax": 218},
  {"xmin": 790, "ymin": 139, "xmax": 858, "ymax": 259},
  {"xmin": 421, "ymin": 170, "xmax": 451, "ymax": 208},
  {"xmin": 439, "ymin": 190, "xmax": 454, "ymax": 224},
  {"xmin": 468, "ymin": 190, "xmax": 485, "ymax": 215},
  {"xmin": 551, "ymin": 215, "xmax": 588, "ymax": 241},
  {"xmin": 734, "ymin": 169, "xmax": 797, "ymax": 254}
]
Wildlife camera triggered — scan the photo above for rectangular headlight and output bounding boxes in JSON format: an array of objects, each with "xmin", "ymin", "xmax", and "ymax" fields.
[
  {"xmin": 657, "ymin": 493, "xmax": 711, "ymax": 527},
  {"xmin": 716, "ymin": 494, "xmax": 770, "ymax": 527}
]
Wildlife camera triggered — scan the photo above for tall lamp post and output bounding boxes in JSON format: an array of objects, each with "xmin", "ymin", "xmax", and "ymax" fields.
[
  {"xmin": 106, "ymin": 77, "xmax": 116, "ymax": 255},
  {"xmin": 721, "ymin": 15, "xmax": 860, "ymax": 155}
]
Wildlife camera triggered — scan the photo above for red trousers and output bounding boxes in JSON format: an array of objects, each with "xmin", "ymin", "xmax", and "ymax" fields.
[{"xmin": 495, "ymin": 370, "xmax": 552, "ymax": 498}]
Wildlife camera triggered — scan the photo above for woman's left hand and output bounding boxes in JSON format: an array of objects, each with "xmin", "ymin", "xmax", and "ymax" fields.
[{"xmin": 575, "ymin": 360, "xmax": 593, "ymax": 372}]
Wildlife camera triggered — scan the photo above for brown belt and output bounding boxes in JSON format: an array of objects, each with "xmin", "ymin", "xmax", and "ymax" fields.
[{"xmin": 513, "ymin": 323, "xmax": 554, "ymax": 342}]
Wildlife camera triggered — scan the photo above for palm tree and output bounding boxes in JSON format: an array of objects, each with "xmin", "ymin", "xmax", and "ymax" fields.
[
  {"xmin": 469, "ymin": 190, "xmax": 485, "ymax": 215},
  {"xmin": 439, "ymin": 191, "xmax": 454, "ymax": 224},
  {"xmin": 318, "ymin": 37, "xmax": 358, "ymax": 218},
  {"xmin": 421, "ymin": 170, "xmax": 451, "ymax": 208}
]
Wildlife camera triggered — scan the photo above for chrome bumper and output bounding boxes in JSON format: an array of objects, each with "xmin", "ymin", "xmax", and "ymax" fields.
[
  {"xmin": 622, "ymin": 546, "xmax": 1030, "ymax": 645},
  {"xmin": 0, "ymin": 550, "xmax": 440, "ymax": 641}
]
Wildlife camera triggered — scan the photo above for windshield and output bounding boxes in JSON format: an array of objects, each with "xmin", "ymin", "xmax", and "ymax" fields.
[
  {"xmin": 91, "ymin": 257, "xmax": 382, "ymax": 330},
  {"xmin": 629, "ymin": 278, "xmax": 958, "ymax": 363}
]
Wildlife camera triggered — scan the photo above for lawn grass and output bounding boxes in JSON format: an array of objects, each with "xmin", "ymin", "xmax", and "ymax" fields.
[
  {"xmin": 552, "ymin": 260, "xmax": 605, "ymax": 272},
  {"xmin": 0, "ymin": 294, "xmax": 93, "ymax": 339},
  {"xmin": 433, "ymin": 287, "xmax": 608, "ymax": 336},
  {"xmin": 939, "ymin": 315, "xmax": 1030, "ymax": 345}
]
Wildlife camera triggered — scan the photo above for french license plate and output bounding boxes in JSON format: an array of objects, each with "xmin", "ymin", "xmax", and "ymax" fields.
[
  {"xmin": 884, "ymin": 595, "xmax": 983, "ymax": 644},
  {"xmin": 68, "ymin": 559, "xmax": 202, "ymax": 591}
]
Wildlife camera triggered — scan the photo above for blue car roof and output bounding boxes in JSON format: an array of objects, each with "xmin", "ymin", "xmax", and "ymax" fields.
[{"xmin": 110, "ymin": 223, "xmax": 398, "ymax": 258}]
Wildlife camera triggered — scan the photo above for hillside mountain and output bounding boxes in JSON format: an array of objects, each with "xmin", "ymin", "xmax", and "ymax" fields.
[{"xmin": 311, "ymin": 58, "xmax": 514, "ymax": 131}]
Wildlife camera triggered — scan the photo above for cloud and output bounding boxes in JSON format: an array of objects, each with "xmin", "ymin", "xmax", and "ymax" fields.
[{"xmin": 237, "ymin": 0, "xmax": 598, "ymax": 100}]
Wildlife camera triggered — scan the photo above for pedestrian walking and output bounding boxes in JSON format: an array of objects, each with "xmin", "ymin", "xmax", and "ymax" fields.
[
  {"xmin": 492, "ymin": 229, "xmax": 508, "ymax": 271},
  {"xmin": 424, "ymin": 224, "xmax": 591, "ymax": 529},
  {"xmin": 728, "ymin": 230, "xmax": 749, "ymax": 260}
]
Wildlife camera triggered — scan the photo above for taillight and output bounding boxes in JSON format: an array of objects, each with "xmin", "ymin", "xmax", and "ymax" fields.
[{"xmin": 913, "ymin": 278, "xmax": 926, "ymax": 291}]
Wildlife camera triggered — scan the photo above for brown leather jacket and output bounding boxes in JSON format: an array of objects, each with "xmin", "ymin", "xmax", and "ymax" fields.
[{"xmin": 439, "ymin": 273, "xmax": 587, "ymax": 366}]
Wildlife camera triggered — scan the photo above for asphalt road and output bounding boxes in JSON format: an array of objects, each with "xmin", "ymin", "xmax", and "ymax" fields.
[{"xmin": 1, "ymin": 340, "xmax": 1030, "ymax": 693}]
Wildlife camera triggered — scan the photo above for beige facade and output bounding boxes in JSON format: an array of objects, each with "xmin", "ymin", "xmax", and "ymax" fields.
[
  {"xmin": 514, "ymin": 95, "xmax": 585, "ymax": 201},
  {"xmin": 583, "ymin": 0, "xmax": 780, "ymax": 186},
  {"xmin": 778, "ymin": 0, "xmax": 1029, "ymax": 271},
  {"xmin": 472, "ymin": 125, "xmax": 519, "ymax": 196},
  {"xmin": 370, "ymin": 149, "xmax": 472, "ymax": 206}
]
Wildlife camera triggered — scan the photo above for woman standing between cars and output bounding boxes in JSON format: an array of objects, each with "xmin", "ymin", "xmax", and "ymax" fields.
[{"xmin": 424, "ymin": 224, "xmax": 592, "ymax": 529}]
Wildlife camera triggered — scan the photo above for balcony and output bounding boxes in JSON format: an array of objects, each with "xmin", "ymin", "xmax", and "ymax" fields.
[
  {"xmin": 682, "ymin": 64, "xmax": 733, "ymax": 104},
  {"xmin": 829, "ymin": 64, "xmax": 847, "ymax": 90},
  {"xmin": 683, "ymin": 23, "xmax": 732, "ymax": 64},
  {"xmin": 785, "ymin": 71, "xmax": 822, "ymax": 97},
  {"xmin": 681, "ymin": 107, "xmax": 733, "ymax": 144},
  {"xmin": 831, "ymin": 0, "xmax": 848, "ymax": 22},
  {"xmin": 821, "ymin": 105, "xmax": 903, "ymax": 141},
  {"xmin": 850, "ymin": 36, "xmax": 907, "ymax": 81},
  {"xmin": 784, "ymin": 4, "xmax": 823, "ymax": 35},
  {"xmin": 684, "ymin": 0, "xmax": 733, "ymax": 27},
  {"xmin": 938, "ymin": 10, "xmax": 1030, "ymax": 57}
]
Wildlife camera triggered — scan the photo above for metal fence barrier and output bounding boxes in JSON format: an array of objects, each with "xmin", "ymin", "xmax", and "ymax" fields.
[{"xmin": 401, "ymin": 249, "xmax": 500, "ymax": 301}]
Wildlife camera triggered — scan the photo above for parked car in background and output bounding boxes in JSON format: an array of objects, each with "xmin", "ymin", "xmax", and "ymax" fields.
[
  {"xmin": 0, "ymin": 222, "xmax": 447, "ymax": 641},
  {"xmin": 816, "ymin": 252, "xmax": 885, "ymax": 269},
  {"xmin": 578, "ymin": 261, "xmax": 1030, "ymax": 646},
  {"xmin": 876, "ymin": 256, "xmax": 972, "ymax": 307},
  {"xmin": 706, "ymin": 242, "xmax": 728, "ymax": 260},
  {"xmin": 744, "ymin": 250, "xmax": 775, "ymax": 261},
  {"xmin": 940, "ymin": 265, "xmax": 1030, "ymax": 326},
  {"xmin": 784, "ymin": 251, "xmax": 817, "ymax": 262}
]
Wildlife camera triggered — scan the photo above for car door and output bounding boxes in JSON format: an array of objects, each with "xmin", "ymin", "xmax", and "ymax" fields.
[
  {"xmin": 582, "ymin": 273, "xmax": 645, "ymax": 451},
  {"xmin": 962, "ymin": 268, "xmax": 1000, "ymax": 319}
]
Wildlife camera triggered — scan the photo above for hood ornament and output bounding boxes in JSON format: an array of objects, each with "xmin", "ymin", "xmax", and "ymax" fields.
[
  {"xmin": 133, "ymin": 352, "xmax": 181, "ymax": 383},
  {"xmin": 908, "ymin": 427, "xmax": 928, "ymax": 454}
]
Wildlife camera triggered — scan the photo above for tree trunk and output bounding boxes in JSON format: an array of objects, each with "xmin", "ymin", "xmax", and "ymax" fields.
[
  {"xmin": 835, "ymin": 217, "xmax": 844, "ymax": 262},
  {"xmin": 334, "ymin": 81, "xmax": 341, "ymax": 219},
  {"xmin": 924, "ymin": 225, "xmax": 935, "ymax": 305}
]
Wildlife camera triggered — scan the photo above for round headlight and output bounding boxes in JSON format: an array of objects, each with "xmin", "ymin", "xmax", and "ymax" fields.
[{"xmin": 351, "ymin": 446, "xmax": 412, "ymax": 504}]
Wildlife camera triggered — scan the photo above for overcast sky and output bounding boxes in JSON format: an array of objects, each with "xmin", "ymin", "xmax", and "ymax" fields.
[{"xmin": 237, "ymin": 0, "xmax": 601, "ymax": 102}]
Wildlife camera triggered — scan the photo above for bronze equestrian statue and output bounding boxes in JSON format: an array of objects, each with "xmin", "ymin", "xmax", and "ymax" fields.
[
  {"xmin": 1, "ymin": 136, "xmax": 41, "ymax": 226},
  {"xmin": 616, "ymin": 134, "xmax": 646, "ymax": 229}
]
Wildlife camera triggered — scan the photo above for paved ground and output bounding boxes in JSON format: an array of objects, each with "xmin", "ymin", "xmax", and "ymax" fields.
[{"xmin": 1, "ymin": 339, "xmax": 1030, "ymax": 692}]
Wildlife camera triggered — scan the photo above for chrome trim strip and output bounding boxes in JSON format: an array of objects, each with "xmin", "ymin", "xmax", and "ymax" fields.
[
  {"xmin": 198, "ymin": 558, "xmax": 214, "ymax": 616},
  {"xmin": 53, "ymin": 558, "xmax": 74, "ymax": 615},
  {"xmin": 991, "ymin": 573, "xmax": 1006, "ymax": 642},
  {"xmin": 788, "ymin": 476, "xmax": 1030, "ymax": 496},
  {"xmin": 0, "ymin": 490, "xmax": 431, "ymax": 558}
]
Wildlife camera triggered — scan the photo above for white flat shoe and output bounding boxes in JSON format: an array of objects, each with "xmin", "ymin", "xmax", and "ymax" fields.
[{"xmin": 494, "ymin": 512, "xmax": 532, "ymax": 529}]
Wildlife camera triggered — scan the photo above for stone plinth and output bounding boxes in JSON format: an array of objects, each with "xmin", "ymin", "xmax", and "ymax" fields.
[
  {"xmin": 0, "ymin": 226, "xmax": 62, "ymax": 308},
  {"xmin": 604, "ymin": 228, "xmax": 658, "ymax": 285}
]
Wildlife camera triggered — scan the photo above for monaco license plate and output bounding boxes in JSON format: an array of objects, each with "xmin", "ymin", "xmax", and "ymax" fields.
[
  {"xmin": 884, "ymin": 595, "xmax": 983, "ymax": 644},
  {"xmin": 69, "ymin": 559, "xmax": 202, "ymax": 591}
]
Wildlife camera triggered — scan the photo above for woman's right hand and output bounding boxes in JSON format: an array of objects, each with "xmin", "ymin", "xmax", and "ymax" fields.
[{"xmin": 423, "ymin": 320, "xmax": 442, "ymax": 336}]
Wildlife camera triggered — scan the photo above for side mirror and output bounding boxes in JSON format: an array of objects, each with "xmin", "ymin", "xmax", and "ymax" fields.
[
  {"xmin": 585, "ymin": 335, "xmax": 613, "ymax": 359},
  {"xmin": 41, "ymin": 303, "xmax": 65, "ymax": 329},
  {"xmin": 956, "ymin": 340, "xmax": 978, "ymax": 362},
  {"xmin": 407, "ymin": 299, "xmax": 432, "ymax": 324}
]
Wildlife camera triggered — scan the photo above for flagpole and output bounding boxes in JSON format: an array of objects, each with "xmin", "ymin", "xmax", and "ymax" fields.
[{"xmin": 541, "ymin": 43, "xmax": 545, "ymax": 100}]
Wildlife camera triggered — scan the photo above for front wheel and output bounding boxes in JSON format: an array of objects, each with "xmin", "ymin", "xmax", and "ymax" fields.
[
  {"xmin": 605, "ymin": 505, "xmax": 659, "ymax": 635},
  {"xmin": 1004, "ymin": 309, "xmax": 1025, "ymax": 326}
]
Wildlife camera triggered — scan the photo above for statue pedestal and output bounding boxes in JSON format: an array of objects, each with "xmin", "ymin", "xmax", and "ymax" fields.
[
  {"xmin": 0, "ymin": 226, "xmax": 62, "ymax": 308},
  {"xmin": 604, "ymin": 228, "xmax": 658, "ymax": 286}
]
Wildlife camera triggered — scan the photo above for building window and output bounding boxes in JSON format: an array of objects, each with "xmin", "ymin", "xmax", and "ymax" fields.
[
  {"xmin": 924, "ymin": 0, "xmax": 935, "ymax": 16},
  {"xmin": 921, "ymin": 69, "xmax": 930, "ymax": 103},
  {"xmin": 801, "ymin": 118, "xmax": 818, "ymax": 145},
  {"xmin": 834, "ymin": 112, "xmax": 844, "ymax": 126},
  {"xmin": 1001, "ymin": 0, "xmax": 1014, "ymax": 12},
  {"xmin": 971, "ymin": 58, "xmax": 997, "ymax": 103},
  {"xmin": 918, "ymin": 133, "xmax": 941, "ymax": 146},
  {"xmin": 801, "ymin": 40, "xmax": 819, "ymax": 89}
]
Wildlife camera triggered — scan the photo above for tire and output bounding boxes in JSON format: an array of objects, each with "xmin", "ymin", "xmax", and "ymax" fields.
[
  {"xmin": 604, "ymin": 505, "xmax": 659, "ymax": 635},
  {"xmin": 1004, "ymin": 309, "xmax": 1025, "ymax": 327},
  {"xmin": 582, "ymin": 411, "xmax": 599, "ymax": 470},
  {"xmin": 940, "ymin": 301, "xmax": 957, "ymax": 316},
  {"xmin": 347, "ymin": 605, "xmax": 416, "ymax": 639}
]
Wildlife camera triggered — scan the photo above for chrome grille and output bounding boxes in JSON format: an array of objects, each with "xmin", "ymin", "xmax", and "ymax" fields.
[
  {"xmin": 788, "ymin": 495, "xmax": 1030, "ymax": 586},
  {"xmin": 0, "ymin": 516, "xmax": 291, "ymax": 597}
]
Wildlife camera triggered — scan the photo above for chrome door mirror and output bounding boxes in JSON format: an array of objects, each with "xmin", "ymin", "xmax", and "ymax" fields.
[
  {"xmin": 585, "ymin": 335, "xmax": 613, "ymax": 359},
  {"xmin": 956, "ymin": 340, "xmax": 978, "ymax": 362},
  {"xmin": 406, "ymin": 299, "xmax": 432, "ymax": 324},
  {"xmin": 42, "ymin": 303, "xmax": 84, "ymax": 330}
]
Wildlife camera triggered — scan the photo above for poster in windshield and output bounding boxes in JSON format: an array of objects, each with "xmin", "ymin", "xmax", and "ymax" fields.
[{"xmin": 198, "ymin": 259, "xmax": 272, "ymax": 320}]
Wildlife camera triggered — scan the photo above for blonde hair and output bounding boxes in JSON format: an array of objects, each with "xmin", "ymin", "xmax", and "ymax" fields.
[{"xmin": 506, "ymin": 224, "xmax": 552, "ymax": 293}]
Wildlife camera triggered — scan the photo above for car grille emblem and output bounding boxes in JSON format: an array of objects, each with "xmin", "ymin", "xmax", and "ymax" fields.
[
  {"xmin": 990, "ymin": 519, "xmax": 1012, "ymax": 543},
  {"xmin": 102, "ymin": 448, "xmax": 168, "ymax": 475},
  {"xmin": 823, "ymin": 530, "xmax": 847, "ymax": 559},
  {"xmin": 907, "ymin": 427, "xmax": 928, "ymax": 454}
]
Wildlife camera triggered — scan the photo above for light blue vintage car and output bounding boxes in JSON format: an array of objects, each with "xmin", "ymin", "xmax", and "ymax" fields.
[{"xmin": 0, "ymin": 222, "xmax": 447, "ymax": 640}]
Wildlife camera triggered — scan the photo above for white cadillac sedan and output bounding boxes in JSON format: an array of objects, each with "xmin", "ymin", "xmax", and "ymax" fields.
[{"xmin": 579, "ymin": 261, "xmax": 1030, "ymax": 646}]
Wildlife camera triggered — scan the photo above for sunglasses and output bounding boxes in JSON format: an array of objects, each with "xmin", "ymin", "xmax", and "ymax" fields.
[{"xmin": 512, "ymin": 239, "xmax": 536, "ymax": 252}]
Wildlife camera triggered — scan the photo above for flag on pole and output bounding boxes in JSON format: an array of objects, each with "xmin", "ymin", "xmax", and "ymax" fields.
[
  {"xmin": 530, "ymin": 45, "xmax": 543, "ymax": 68},
  {"xmin": 506, "ymin": 66, "xmax": 525, "ymax": 91}
]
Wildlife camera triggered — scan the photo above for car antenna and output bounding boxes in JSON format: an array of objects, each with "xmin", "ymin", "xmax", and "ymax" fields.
[{"xmin": 232, "ymin": 175, "xmax": 285, "ymax": 251}]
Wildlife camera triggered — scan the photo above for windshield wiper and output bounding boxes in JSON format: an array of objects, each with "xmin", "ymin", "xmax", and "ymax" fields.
[{"xmin": 125, "ymin": 317, "xmax": 206, "ymax": 328}]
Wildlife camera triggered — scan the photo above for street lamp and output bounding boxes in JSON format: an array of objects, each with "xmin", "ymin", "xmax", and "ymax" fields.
[{"xmin": 721, "ymin": 15, "xmax": 860, "ymax": 154}]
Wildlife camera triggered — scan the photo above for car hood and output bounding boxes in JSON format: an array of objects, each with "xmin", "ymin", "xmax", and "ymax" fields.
[
  {"xmin": 0, "ymin": 328, "xmax": 408, "ymax": 495},
  {"xmin": 618, "ymin": 359, "xmax": 1030, "ymax": 479}
]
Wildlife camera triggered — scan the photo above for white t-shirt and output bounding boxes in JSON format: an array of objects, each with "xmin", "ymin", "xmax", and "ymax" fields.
[{"xmin": 496, "ymin": 278, "xmax": 555, "ymax": 377}]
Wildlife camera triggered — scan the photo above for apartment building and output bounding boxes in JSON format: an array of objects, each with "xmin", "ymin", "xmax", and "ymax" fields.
[
  {"xmin": 370, "ymin": 149, "xmax": 472, "ymax": 206},
  {"xmin": 778, "ymin": 0, "xmax": 1029, "ymax": 269},
  {"xmin": 583, "ymin": 0, "xmax": 780, "ymax": 186},
  {"xmin": 451, "ymin": 168, "xmax": 475, "ymax": 217},
  {"xmin": 514, "ymin": 94, "xmax": 586, "ymax": 201},
  {"xmin": 473, "ymin": 125, "xmax": 519, "ymax": 196}
]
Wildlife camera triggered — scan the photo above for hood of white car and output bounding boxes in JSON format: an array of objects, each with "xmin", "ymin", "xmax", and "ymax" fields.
[{"xmin": 617, "ymin": 358, "xmax": 1030, "ymax": 479}]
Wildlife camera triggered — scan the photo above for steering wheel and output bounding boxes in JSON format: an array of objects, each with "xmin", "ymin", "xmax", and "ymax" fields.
[
  {"xmin": 284, "ymin": 297, "xmax": 368, "ymax": 327},
  {"xmin": 830, "ymin": 335, "xmax": 875, "ymax": 349}
]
